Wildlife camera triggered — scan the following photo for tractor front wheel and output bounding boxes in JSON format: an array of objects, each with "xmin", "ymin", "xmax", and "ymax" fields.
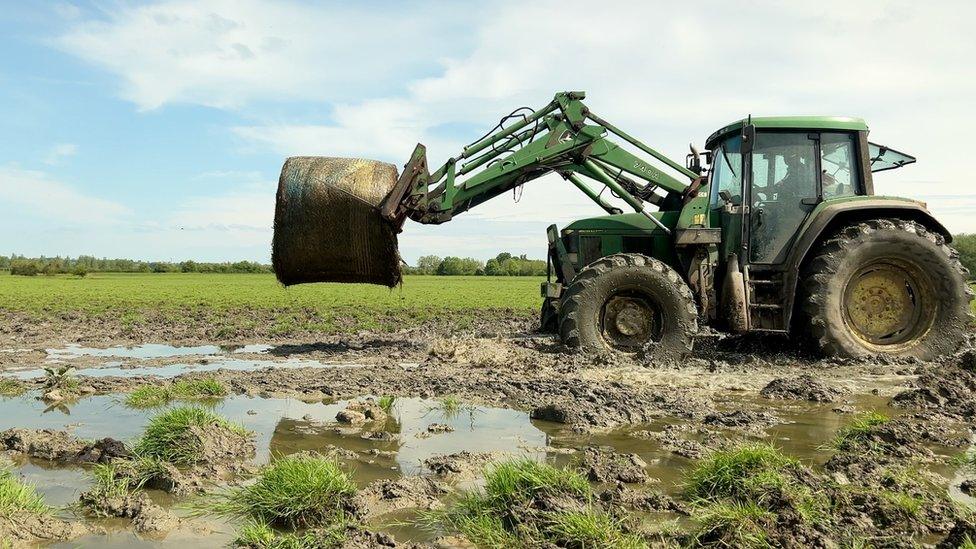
[
  {"xmin": 802, "ymin": 218, "xmax": 972, "ymax": 360},
  {"xmin": 558, "ymin": 253, "xmax": 698, "ymax": 358}
]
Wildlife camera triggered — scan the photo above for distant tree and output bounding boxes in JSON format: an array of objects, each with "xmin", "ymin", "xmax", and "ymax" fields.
[
  {"xmin": 416, "ymin": 255, "xmax": 442, "ymax": 275},
  {"xmin": 953, "ymin": 234, "xmax": 976, "ymax": 280},
  {"xmin": 483, "ymin": 258, "xmax": 502, "ymax": 276},
  {"xmin": 10, "ymin": 260, "xmax": 38, "ymax": 276},
  {"xmin": 180, "ymin": 260, "xmax": 199, "ymax": 273},
  {"xmin": 436, "ymin": 256, "xmax": 483, "ymax": 275},
  {"xmin": 71, "ymin": 265, "xmax": 88, "ymax": 277}
]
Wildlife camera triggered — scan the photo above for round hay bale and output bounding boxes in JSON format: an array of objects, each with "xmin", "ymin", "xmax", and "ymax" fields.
[{"xmin": 272, "ymin": 157, "xmax": 402, "ymax": 287}]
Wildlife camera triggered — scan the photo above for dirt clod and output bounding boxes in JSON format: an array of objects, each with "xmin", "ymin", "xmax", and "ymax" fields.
[
  {"xmin": 80, "ymin": 488, "xmax": 180, "ymax": 534},
  {"xmin": 2, "ymin": 428, "xmax": 129, "ymax": 464},
  {"xmin": 0, "ymin": 512, "xmax": 88, "ymax": 544},
  {"xmin": 580, "ymin": 447, "xmax": 650, "ymax": 484},
  {"xmin": 760, "ymin": 374, "xmax": 845, "ymax": 402}
]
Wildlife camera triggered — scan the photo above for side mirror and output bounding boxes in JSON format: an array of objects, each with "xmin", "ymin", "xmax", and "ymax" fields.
[
  {"xmin": 741, "ymin": 122, "xmax": 756, "ymax": 153},
  {"xmin": 719, "ymin": 189, "xmax": 733, "ymax": 204},
  {"xmin": 685, "ymin": 143, "xmax": 703, "ymax": 174}
]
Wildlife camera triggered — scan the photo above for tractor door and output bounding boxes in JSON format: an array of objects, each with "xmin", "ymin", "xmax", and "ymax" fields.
[
  {"xmin": 708, "ymin": 135, "xmax": 744, "ymax": 260},
  {"xmin": 747, "ymin": 132, "xmax": 821, "ymax": 265}
]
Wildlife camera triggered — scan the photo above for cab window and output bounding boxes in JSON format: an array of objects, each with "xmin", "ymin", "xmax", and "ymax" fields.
[
  {"xmin": 820, "ymin": 132, "xmax": 859, "ymax": 198},
  {"xmin": 709, "ymin": 135, "xmax": 742, "ymax": 208}
]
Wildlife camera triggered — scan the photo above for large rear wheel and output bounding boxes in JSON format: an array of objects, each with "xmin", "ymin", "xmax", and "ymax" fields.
[
  {"xmin": 802, "ymin": 218, "xmax": 972, "ymax": 360},
  {"xmin": 559, "ymin": 254, "xmax": 698, "ymax": 358}
]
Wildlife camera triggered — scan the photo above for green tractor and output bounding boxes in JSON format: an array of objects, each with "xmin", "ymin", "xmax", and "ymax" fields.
[{"xmin": 273, "ymin": 91, "xmax": 972, "ymax": 360}]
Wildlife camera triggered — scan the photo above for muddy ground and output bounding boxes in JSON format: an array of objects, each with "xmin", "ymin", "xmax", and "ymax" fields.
[{"xmin": 0, "ymin": 311, "xmax": 974, "ymax": 547}]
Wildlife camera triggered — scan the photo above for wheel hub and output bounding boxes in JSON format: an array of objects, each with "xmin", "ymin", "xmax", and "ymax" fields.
[
  {"xmin": 843, "ymin": 262, "xmax": 931, "ymax": 347},
  {"xmin": 602, "ymin": 294, "xmax": 660, "ymax": 351}
]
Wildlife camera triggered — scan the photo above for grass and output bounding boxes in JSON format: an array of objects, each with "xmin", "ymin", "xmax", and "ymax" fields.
[
  {"xmin": 682, "ymin": 444, "xmax": 830, "ymax": 547},
  {"xmin": 0, "ymin": 468, "xmax": 49, "ymax": 518},
  {"xmin": 208, "ymin": 453, "xmax": 356, "ymax": 529},
  {"xmin": 823, "ymin": 412, "xmax": 890, "ymax": 451},
  {"xmin": 960, "ymin": 535, "xmax": 976, "ymax": 549},
  {"xmin": 952, "ymin": 450, "xmax": 976, "ymax": 470},
  {"xmin": 0, "ymin": 273, "xmax": 542, "ymax": 336},
  {"xmin": 125, "ymin": 377, "xmax": 228, "ymax": 408},
  {"xmin": 377, "ymin": 395, "xmax": 396, "ymax": 413},
  {"xmin": 423, "ymin": 458, "xmax": 644, "ymax": 548},
  {"xmin": 234, "ymin": 520, "xmax": 345, "ymax": 549},
  {"xmin": 438, "ymin": 395, "xmax": 462, "ymax": 414},
  {"xmin": 89, "ymin": 463, "xmax": 141, "ymax": 500},
  {"xmin": 133, "ymin": 405, "xmax": 249, "ymax": 466},
  {"xmin": 691, "ymin": 501, "xmax": 774, "ymax": 549},
  {"xmin": 683, "ymin": 443, "xmax": 798, "ymax": 502},
  {"xmin": 0, "ymin": 379, "xmax": 26, "ymax": 397},
  {"xmin": 483, "ymin": 458, "xmax": 590, "ymax": 506},
  {"xmin": 428, "ymin": 395, "xmax": 477, "ymax": 419},
  {"xmin": 544, "ymin": 507, "xmax": 648, "ymax": 549}
]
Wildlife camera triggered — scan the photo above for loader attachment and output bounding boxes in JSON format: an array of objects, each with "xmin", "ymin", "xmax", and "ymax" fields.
[{"xmin": 272, "ymin": 157, "xmax": 403, "ymax": 287}]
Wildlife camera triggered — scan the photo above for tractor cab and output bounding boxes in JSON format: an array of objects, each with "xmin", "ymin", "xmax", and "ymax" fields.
[{"xmin": 702, "ymin": 117, "xmax": 929, "ymax": 333}]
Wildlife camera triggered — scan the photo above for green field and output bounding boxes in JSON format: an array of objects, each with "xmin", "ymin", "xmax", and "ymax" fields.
[{"xmin": 0, "ymin": 273, "xmax": 544, "ymax": 337}]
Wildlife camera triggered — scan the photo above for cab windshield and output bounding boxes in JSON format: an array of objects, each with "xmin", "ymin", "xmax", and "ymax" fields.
[{"xmin": 708, "ymin": 135, "xmax": 742, "ymax": 208}]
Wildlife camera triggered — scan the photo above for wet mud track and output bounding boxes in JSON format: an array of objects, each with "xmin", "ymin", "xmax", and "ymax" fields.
[{"xmin": 0, "ymin": 319, "xmax": 974, "ymax": 547}]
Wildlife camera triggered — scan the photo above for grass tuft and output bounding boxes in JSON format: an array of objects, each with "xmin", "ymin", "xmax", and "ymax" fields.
[
  {"xmin": 421, "ymin": 458, "xmax": 639, "ymax": 548},
  {"xmin": 0, "ymin": 468, "xmax": 49, "ymax": 518},
  {"xmin": 171, "ymin": 377, "xmax": 228, "ymax": 399},
  {"xmin": 544, "ymin": 507, "xmax": 648, "ymax": 549},
  {"xmin": 90, "ymin": 462, "xmax": 141, "ymax": 500},
  {"xmin": 692, "ymin": 501, "xmax": 774, "ymax": 549},
  {"xmin": 960, "ymin": 535, "xmax": 976, "ymax": 549},
  {"xmin": 126, "ymin": 385, "xmax": 171, "ymax": 408},
  {"xmin": 683, "ymin": 443, "xmax": 797, "ymax": 502},
  {"xmin": 125, "ymin": 377, "xmax": 228, "ymax": 408},
  {"xmin": 439, "ymin": 395, "xmax": 461, "ymax": 413},
  {"xmin": 377, "ymin": 395, "xmax": 396, "ymax": 413},
  {"xmin": 952, "ymin": 450, "xmax": 976, "ymax": 470},
  {"xmin": 234, "ymin": 520, "xmax": 346, "ymax": 548},
  {"xmin": 209, "ymin": 453, "xmax": 356, "ymax": 529},
  {"xmin": 483, "ymin": 458, "xmax": 590, "ymax": 507},
  {"xmin": 0, "ymin": 379, "xmax": 26, "ymax": 397},
  {"xmin": 133, "ymin": 405, "xmax": 249, "ymax": 466},
  {"xmin": 824, "ymin": 412, "xmax": 889, "ymax": 452}
]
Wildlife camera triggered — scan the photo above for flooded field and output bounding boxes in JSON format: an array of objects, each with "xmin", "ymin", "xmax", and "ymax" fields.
[{"xmin": 0, "ymin": 328, "xmax": 974, "ymax": 547}]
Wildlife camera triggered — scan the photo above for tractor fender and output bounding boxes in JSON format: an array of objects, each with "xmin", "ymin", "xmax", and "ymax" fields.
[{"xmin": 781, "ymin": 198, "xmax": 951, "ymax": 329}]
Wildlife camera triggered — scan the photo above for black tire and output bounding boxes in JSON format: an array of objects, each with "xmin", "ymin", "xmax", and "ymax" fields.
[
  {"xmin": 802, "ymin": 218, "xmax": 973, "ymax": 360},
  {"xmin": 558, "ymin": 253, "xmax": 698, "ymax": 358}
]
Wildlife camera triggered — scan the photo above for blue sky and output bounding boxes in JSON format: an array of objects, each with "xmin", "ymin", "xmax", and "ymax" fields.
[{"xmin": 1, "ymin": 1, "xmax": 975, "ymax": 264}]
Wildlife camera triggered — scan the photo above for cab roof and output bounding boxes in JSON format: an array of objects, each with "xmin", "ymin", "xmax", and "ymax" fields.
[{"xmin": 705, "ymin": 116, "xmax": 868, "ymax": 149}]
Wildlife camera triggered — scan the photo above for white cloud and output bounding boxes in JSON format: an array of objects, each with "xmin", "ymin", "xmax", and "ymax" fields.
[
  {"xmin": 47, "ymin": 0, "xmax": 976, "ymax": 259},
  {"xmin": 0, "ymin": 166, "xmax": 129, "ymax": 224},
  {"xmin": 43, "ymin": 143, "xmax": 78, "ymax": 165},
  {"xmin": 227, "ymin": 0, "xmax": 976, "ymax": 238},
  {"xmin": 56, "ymin": 0, "xmax": 476, "ymax": 110}
]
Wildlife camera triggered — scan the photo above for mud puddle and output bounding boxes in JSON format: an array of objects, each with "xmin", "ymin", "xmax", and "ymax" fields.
[
  {"xmin": 0, "ymin": 393, "xmax": 553, "ymax": 546},
  {"xmin": 46, "ymin": 343, "xmax": 274, "ymax": 360},
  {"xmin": 3, "ymin": 357, "xmax": 396, "ymax": 380}
]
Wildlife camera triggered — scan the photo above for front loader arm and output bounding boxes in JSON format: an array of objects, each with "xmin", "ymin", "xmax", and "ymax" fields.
[{"xmin": 380, "ymin": 91, "xmax": 697, "ymax": 234}]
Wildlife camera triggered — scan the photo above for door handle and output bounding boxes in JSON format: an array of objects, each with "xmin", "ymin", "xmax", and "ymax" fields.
[{"xmin": 755, "ymin": 208, "xmax": 764, "ymax": 227}]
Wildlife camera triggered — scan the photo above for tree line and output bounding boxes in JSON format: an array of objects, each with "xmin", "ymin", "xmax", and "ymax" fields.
[
  {"xmin": 1, "ymin": 252, "xmax": 548, "ymax": 277},
  {"xmin": 1, "ymin": 255, "xmax": 271, "ymax": 277},
  {"xmin": 404, "ymin": 253, "xmax": 547, "ymax": 276},
  {"xmin": 7, "ymin": 236, "xmax": 976, "ymax": 278}
]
